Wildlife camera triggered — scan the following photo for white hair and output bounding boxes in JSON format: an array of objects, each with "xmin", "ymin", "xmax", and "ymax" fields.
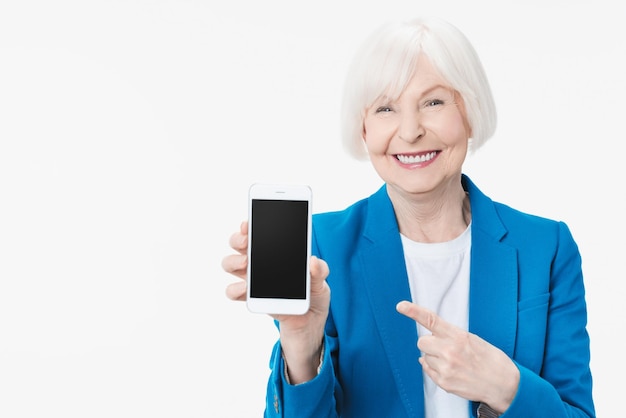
[{"xmin": 341, "ymin": 17, "xmax": 497, "ymax": 160}]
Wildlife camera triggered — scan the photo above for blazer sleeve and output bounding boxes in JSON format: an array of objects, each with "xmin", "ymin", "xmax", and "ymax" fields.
[
  {"xmin": 263, "ymin": 334, "xmax": 339, "ymax": 418},
  {"xmin": 501, "ymin": 222, "xmax": 595, "ymax": 418}
]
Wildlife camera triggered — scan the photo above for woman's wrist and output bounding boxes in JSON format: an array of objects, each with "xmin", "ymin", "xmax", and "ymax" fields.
[
  {"xmin": 282, "ymin": 340, "xmax": 324, "ymax": 385},
  {"xmin": 483, "ymin": 359, "xmax": 519, "ymax": 413}
]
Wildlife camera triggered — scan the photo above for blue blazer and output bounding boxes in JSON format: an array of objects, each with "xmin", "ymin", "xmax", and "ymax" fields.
[{"xmin": 264, "ymin": 175, "xmax": 595, "ymax": 418}]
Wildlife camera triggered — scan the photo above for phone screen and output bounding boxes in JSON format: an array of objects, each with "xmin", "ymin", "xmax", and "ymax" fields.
[{"xmin": 250, "ymin": 199, "xmax": 309, "ymax": 299}]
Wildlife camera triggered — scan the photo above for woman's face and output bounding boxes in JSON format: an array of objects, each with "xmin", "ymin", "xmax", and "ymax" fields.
[{"xmin": 362, "ymin": 55, "xmax": 471, "ymax": 198}]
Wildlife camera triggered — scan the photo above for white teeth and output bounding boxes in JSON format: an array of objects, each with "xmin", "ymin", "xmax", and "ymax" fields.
[{"xmin": 397, "ymin": 152, "xmax": 437, "ymax": 164}]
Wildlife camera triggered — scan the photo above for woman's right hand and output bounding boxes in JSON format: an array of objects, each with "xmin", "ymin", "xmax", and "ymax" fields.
[{"xmin": 221, "ymin": 221, "xmax": 331, "ymax": 384}]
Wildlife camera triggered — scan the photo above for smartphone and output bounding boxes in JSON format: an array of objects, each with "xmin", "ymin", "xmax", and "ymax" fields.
[{"xmin": 246, "ymin": 183, "xmax": 312, "ymax": 315}]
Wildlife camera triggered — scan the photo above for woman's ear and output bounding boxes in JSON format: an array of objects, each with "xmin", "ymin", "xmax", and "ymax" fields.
[{"xmin": 465, "ymin": 116, "xmax": 472, "ymax": 139}]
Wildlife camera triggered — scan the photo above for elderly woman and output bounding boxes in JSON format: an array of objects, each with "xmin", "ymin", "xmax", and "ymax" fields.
[{"xmin": 222, "ymin": 17, "xmax": 595, "ymax": 418}]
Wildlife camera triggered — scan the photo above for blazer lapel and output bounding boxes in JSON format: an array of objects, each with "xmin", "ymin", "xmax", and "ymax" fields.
[
  {"xmin": 469, "ymin": 229, "xmax": 518, "ymax": 356},
  {"xmin": 359, "ymin": 185, "xmax": 425, "ymax": 417},
  {"xmin": 464, "ymin": 176, "xmax": 518, "ymax": 357}
]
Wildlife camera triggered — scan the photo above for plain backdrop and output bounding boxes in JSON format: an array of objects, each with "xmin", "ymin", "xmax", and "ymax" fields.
[{"xmin": 1, "ymin": 0, "xmax": 624, "ymax": 417}]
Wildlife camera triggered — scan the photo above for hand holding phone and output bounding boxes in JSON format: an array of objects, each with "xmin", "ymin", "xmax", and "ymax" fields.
[{"xmin": 246, "ymin": 183, "xmax": 312, "ymax": 315}]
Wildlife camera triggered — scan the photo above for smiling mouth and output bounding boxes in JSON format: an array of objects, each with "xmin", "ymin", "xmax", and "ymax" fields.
[{"xmin": 396, "ymin": 151, "xmax": 439, "ymax": 164}]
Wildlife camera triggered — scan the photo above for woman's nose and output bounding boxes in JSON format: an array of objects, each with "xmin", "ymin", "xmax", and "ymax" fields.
[{"xmin": 397, "ymin": 112, "xmax": 425, "ymax": 143}]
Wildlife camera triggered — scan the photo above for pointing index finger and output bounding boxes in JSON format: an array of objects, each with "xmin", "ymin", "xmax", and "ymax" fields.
[{"xmin": 396, "ymin": 301, "xmax": 449, "ymax": 335}]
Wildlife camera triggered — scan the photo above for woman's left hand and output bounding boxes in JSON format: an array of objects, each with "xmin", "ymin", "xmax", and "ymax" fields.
[{"xmin": 396, "ymin": 301, "xmax": 520, "ymax": 413}]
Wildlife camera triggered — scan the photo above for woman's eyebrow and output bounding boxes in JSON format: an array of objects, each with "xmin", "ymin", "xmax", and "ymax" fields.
[{"xmin": 419, "ymin": 84, "xmax": 453, "ymax": 97}]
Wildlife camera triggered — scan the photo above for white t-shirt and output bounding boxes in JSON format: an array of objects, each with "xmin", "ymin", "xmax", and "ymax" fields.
[{"xmin": 400, "ymin": 224, "xmax": 471, "ymax": 418}]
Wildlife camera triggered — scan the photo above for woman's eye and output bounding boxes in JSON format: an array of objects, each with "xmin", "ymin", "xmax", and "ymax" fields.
[
  {"xmin": 375, "ymin": 106, "xmax": 392, "ymax": 113},
  {"xmin": 426, "ymin": 99, "xmax": 444, "ymax": 107},
  {"xmin": 420, "ymin": 98, "xmax": 447, "ymax": 112}
]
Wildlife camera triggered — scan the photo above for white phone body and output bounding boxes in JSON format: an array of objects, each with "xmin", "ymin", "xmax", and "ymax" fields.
[{"xmin": 246, "ymin": 183, "xmax": 312, "ymax": 315}]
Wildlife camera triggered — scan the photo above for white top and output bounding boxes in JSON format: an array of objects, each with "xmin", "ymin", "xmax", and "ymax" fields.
[{"xmin": 400, "ymin": 224, "xmax": 471, "ymax": 418}]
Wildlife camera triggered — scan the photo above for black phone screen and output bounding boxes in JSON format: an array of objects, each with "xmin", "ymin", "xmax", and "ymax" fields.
[{"xmin": 249, "ymin": 199, "xmax": 309, "ymax": 299}]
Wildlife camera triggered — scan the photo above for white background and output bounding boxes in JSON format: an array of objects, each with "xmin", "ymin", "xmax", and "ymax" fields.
[{"xmin": 0, "ymin": 1, "xmax": 623, "ymax": 417}]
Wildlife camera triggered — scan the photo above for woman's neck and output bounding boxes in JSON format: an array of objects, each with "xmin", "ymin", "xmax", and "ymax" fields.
[{"xmin": 389, "ymin": 183, "xmax": 471, "ymax": 243}]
